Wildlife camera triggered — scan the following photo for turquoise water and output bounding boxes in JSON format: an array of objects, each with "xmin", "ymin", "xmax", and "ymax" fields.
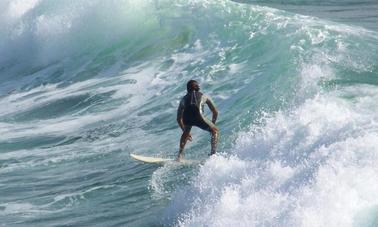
[{"xmin": 0, "ymin": 0, "xmax": 378, "ymax": 226}]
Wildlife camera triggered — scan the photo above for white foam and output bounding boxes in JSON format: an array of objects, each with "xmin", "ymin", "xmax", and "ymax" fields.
[
  {"xmin": 165, "ymin": 84, "xmax": 378, "ymax": 226},
  {"xmin": 1, "ymin": 202, "xmax": 38, "ymax": 215},
  {"xmin": 292, "ymin": 134, "xmax": 378, "ymax": 227}
]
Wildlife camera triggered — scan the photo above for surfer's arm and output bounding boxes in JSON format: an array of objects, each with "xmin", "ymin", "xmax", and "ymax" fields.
[
  {"xmin": 177, "ymin": 100, "xmax": 185, "ymax": 131},
  {"xmin": 177, "ymin": 117, "xmax": 185, "ymax": 131},
  {"xmin": 206, "ymin": 98, "xmax": 218, "ymax": 124}
]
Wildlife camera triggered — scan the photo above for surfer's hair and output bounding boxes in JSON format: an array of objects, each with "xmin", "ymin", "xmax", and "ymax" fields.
[{"xmin": 187, "ymin": 80, "xmax": 198, "ymax": 92}]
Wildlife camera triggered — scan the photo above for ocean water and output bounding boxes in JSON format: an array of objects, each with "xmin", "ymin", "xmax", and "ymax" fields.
[{"xmin": 0, "ymin": 0, "xmax": 377, "ymax": 226}]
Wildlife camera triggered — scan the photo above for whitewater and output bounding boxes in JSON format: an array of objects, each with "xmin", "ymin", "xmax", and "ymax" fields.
[{"xmin": 0, "ymin": 0, "xmax": 377, "ymax": 226}]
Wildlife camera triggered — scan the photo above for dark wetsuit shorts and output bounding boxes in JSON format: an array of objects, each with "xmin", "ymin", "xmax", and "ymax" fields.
[{"xmin": 183, "ymin": 116, "xmax": 216, "ymax": 132}]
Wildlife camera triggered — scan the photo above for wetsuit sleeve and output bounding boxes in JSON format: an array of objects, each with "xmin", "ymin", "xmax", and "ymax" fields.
[{"xmin": 177, "ymin": 98, "xmax": 185, "ymax": 119}]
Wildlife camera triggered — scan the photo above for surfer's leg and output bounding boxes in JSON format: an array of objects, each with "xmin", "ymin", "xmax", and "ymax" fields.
[
  {"xmin": 178, "ymin": 126, "xmax": 192, "ymax": 161},
  {"xmin": 196, "ymin": 117, "xmax": 218, "ymax": 155},
  {"xmin": 210, "ymin": 127, "xmax": 218, "ymax": 155}
]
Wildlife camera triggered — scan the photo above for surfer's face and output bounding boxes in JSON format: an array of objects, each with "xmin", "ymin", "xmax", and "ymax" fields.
[{"xmin": 192, "ymin": 82, "xmax": 200, "ymax": 92}]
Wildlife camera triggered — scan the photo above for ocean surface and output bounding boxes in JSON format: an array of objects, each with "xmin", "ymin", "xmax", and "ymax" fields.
[{"xmin": 1, "ymin": 0, "xmax": 378, "ymax": 226}]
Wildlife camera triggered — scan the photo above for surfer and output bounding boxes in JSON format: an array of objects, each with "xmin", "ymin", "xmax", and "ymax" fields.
[{"xmin": 177, "ymin": 80, "xmax": 219, "ymax": 161}]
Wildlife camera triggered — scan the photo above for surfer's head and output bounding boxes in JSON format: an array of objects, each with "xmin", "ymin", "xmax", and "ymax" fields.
[{"xmin": 187, "ymin": 80, "xmax": 200, "ymax": 92}]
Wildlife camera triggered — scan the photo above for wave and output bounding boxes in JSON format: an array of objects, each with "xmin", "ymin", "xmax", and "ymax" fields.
[
  {"xmin": 149, "ymin": 1, "xmax": 378, "ymax": 226},
  {"xmin": 0, "ymin": 0, "xmax": 377, "ymax": 226}
]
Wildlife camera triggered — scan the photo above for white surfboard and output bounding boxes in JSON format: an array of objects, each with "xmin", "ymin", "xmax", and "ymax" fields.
[{"xmin": 130, "ymin": 153, "xmax": 201, "ymax": 165}]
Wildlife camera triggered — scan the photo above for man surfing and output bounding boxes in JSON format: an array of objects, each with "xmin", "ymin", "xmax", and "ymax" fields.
[{"xmin": 176, "ymin": 80, "xmax": 219, "ymax": 161}]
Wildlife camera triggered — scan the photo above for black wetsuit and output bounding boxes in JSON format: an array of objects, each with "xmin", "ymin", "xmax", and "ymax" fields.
[{"xmin": 177, "ymin": 91, "xmax": 216, "ymax": 132}]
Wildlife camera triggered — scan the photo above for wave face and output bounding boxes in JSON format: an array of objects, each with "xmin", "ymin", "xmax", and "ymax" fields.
[{"xmin": 0, "ymin": 0, "xmax": 377, "ymax": 226}]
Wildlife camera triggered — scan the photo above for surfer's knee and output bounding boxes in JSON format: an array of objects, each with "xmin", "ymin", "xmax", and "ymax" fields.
[
  {"xmin": 180, "ymin": 131, "xmax": 190, "ymax": 142},
  {"xmin": 210, "ymin": 127, "xmax": 218, "ymax": 135},
  {"xmin": 182, "ymin": 131, "xmax": 190, "ymax": 137},
  {"xmin": 210, "ymin": 128, "xmax": 218, "ymax": 141}
]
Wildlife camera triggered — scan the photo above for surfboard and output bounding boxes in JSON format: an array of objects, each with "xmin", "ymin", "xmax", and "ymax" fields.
[{"xmin": 130, "ymin": 153, "xmax": 200, "ymax": 165}]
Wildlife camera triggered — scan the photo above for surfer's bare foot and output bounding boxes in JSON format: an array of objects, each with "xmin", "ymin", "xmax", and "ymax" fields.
[{"xmin": 176, "ymin": 153, "xmax": 183, "ymax": 162}]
